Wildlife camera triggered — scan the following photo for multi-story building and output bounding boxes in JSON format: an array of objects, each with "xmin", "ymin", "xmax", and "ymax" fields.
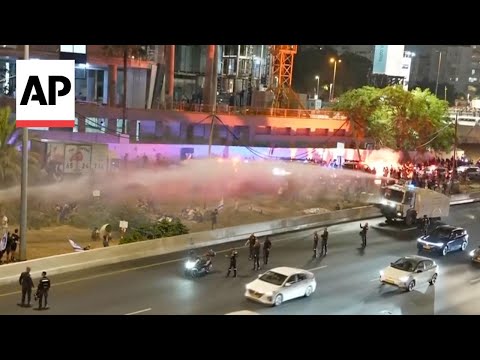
[
  {"xmin": 468, "ymin": 45, "xmax": 480, "ymax": 96},
  {"xmin": 409, "ymin": 45, "xmax": 472, "ymax": 95},
  {"xmin": 0, "ymin": 44, "xmax": 355, "ymax": 149}
]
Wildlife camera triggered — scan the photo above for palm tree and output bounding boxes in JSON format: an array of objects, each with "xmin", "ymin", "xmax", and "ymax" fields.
[
  {"xmin": 103, "ymin": 45, "xmax": 148, "ymax": 134},
  {"xmin": 0, "ymin": 106, "xmax": 40, "ymax": 188}
]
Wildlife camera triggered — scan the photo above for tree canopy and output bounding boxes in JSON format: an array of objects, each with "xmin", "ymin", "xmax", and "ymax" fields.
[
  {"xmin": 0, "ymin": 106, "xmax": 40, "ymax": 188},
  {"xmin": 333, "ymin": 86, "xmax": 452, "ymax": 152}
]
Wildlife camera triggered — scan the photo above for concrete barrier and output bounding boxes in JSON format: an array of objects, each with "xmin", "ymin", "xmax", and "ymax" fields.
[
  {"xmin": 0, "ymin": 206, "xmax": 381, "ymax": 286},
  {"xmin": 0, "ymin": 193, "xmax": 478, "ymax": 286}
]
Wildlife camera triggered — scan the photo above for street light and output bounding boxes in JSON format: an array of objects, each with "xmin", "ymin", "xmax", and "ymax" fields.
[
  {"xmin": 20, "ymin": 45, "xmax": 29, "ymax": 261},
  {"xmin": 435, "ymin": 51, "xmax": 443, "ymax": 97},
  {"xmin": 329, "ymin": 58, "xmax": 341, "ymax": 102},
  {"xmin": 314, "ymin": 75, "xmax": 320, "ymax": 98}
]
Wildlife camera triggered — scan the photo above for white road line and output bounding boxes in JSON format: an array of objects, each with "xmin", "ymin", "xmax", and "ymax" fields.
[
  {"xmin": 308, "ymin": 265, "xmax": 328, "ymax": 271},
  {"xmin": 370, "ymin": 278, "xmax": 379, "ymax": 282},
  {"xmin": 125, "ymin": 308, "xmax": 152, "ymax": 315}
]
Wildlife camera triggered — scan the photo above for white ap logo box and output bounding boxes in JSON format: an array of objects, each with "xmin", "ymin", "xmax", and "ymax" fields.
[{"xmin": 16, "ymin": 60, "xmax": 75, "ymax": 128}]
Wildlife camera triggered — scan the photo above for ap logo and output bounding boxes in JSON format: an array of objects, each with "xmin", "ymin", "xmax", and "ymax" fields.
[{"xmin": 16, "ymin": 60, "xmax": 75, "ymax": 128}]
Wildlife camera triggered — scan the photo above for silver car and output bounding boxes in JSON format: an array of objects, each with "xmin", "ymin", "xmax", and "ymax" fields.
[{"xmin": 379, "ymin": 255, "xmax": 438, "ymax": 292}]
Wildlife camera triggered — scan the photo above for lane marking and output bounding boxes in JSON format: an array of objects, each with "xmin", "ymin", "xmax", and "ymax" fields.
[
  {"xmin": 370, "ymin": 278, "xmax": 379, "ymax": 282},
  {"xmin": 125, "ymin": 308, "xmax": 151, "ymax": 315},
  {"xmin": 470, "ymin": 277, "xmax": 480, "ymax": 284},
  {"xmin": 308, "ymin": 265, "xmax": 327, "ymax": 271}
]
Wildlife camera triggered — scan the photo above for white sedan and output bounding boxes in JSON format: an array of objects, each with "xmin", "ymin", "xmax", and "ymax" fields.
[
  {"xmin": 379, "ymin": 255, "xmax": 438, "ymax": 292},
  {"xmin": 245, "ymin": 267, "xmax": 316, "ymax": 306}
]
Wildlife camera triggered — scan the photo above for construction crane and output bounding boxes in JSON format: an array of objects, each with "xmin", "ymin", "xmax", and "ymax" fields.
[{"xmin": 268, "ymin": 45, "xmax": 307, "ymax": 112}]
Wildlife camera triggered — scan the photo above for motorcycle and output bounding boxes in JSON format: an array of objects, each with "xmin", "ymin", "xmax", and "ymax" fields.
[{"xmin": 184, "ymin": 250, "xmax": 216, "ymax": 278}]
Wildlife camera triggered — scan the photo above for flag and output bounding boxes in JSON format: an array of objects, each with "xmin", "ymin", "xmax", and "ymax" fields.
[
  {"xmin": 0, "ymin": 233, "xmax": 6, "ymax": 251},
  {"xmin": 216, "ymin": 197, "xmax": 224, "ymax": 211},
  {"xmin": 68, "ymin": 239, "xmax": 85, "ymax": 252}
]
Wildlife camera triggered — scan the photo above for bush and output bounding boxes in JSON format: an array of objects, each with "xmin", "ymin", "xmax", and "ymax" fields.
[{"xmin": 119, "ymin": 219, "xmax": 189, "ymax": 244}]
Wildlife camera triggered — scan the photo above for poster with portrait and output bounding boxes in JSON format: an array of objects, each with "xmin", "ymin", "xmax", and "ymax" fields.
[
  {"xmin": 46, "ymin": 142, "xmax": 65, "ymax": 181},
  {"xmin": 64, "ymin": 144, "xmax": 92, "ymax": 174}
]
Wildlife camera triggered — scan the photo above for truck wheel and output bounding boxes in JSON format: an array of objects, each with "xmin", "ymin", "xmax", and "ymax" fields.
[
  {"xmin": 385, "ymin": 217, "xmax": 393, "ymax": 224},
  {"xmin": 405, "ymin": 212, "xmax": 415, "ymax": 227}
]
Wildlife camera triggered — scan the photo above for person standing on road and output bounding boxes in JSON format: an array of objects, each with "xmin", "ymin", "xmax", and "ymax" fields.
[
  {"xmin": 35, "ymin": 271, "xmax": 51, "ymax": 310},
  {"xmin": 422, "ymin": 215, "xmax": 430, "ymax": 236},
  {"xmin": 360, "ymin": 222, "xmax": 369, "ymax": 248},
  {"xmin": 18, "ymin": 267, "xmax": 34, "ymax": 307},
  {"xmin": 252, "ymin": 239, "xmax": 261, "ymax": 271},
  {"xmin": 9, "ymin": 229, "xmax": 19, "ymax": 262},
  {"xmin": 245, "ymin": 234, "xmax": 256, "ymax": 260},
  {"xmin": 226, "ymin": 249, "xmax": 238, "ymax": 278},
  {"xmin": 263, "ymin": 236, "xmax": 272, "ymax": 265},
  {"xmin": 321, "ymin": 227, "xmax": 329, "ymax": 256},
  {"xmin": 313, "ymin": 231, "xmax": 319, "ymax": 258}
]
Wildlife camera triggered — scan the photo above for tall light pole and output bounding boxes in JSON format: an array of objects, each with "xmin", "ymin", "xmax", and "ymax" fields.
[
  {"xmin": 314, "ymin": 75, "xmax": 319, "ymax": 98},
  {"xmin": 20, "ymin": 45, "xmax": 29, "ymax": 261},
  {"xmin": 329, "ymin": 58, "xmax": 341, "ymax": 102},
  {"xmin": 435, "ymin": 51, "xmax": 442, "ymax": 97}
]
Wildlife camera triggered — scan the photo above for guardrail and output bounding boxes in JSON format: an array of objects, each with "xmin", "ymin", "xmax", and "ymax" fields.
[{"xmin": 0, "ymin": 206, "xmax": 380, "ymax": 286}]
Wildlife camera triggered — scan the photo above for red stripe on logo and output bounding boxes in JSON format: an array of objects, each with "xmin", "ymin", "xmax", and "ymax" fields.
[{"xmin": 16, "ymin": 120, "xmax": 75, "ymax": 128}]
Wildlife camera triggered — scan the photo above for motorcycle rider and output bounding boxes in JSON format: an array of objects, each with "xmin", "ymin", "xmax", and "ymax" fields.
[
  {"xmin": 226, "ymin": 249, "xmax": 239, "ymax": 278},
  {"xmin": 422, "ymin": 215, "xmax": 430, "ymax": 236},
  {"xmin": 245, "ymin": 234, "xmax": 256, "ymax": 260},
  {"xmin": 202, "ymin": 249, "xmax": 216, "ymax": 273},
  {"xmin": 252, "ymin": 239, "xmax": 261, "ymax": 271},
  {"xmin": 263, "ymin": 236, "xmax": 272, "ymax": 265},
  {"xmin": 360, "ymin": 222, "xmax": 369, "ymax": 248},
  {"xmin": 313, "ymin": 231, "xmax": 319, "ymax": 258}
]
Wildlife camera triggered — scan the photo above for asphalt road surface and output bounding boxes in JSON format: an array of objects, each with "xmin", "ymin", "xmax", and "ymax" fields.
[{"xmin": 2, "ymin": 203, "xmax": 480, "ymax": 315}]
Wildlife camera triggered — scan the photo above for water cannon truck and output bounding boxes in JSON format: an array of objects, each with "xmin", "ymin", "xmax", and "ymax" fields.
[{"xmin": 379, "ymin": 183, "xmax": 450, "ymax": 226}]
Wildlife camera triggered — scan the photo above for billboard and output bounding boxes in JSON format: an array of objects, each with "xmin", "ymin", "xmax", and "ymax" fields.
[{"xmin": 372, "ymin": 45, "xmax": 405, "ymax": 77}]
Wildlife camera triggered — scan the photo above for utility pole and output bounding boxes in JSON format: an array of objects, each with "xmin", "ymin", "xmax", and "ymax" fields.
[
  {"xmin": 453, "ymin": 111, "xmax": 458, "ymax": 178},
  {"xmin": 435, "ymin": 51, "xmax": 442, "ymax": 97},
  {"xmin": 20, "ymin": 44, "xmax": 29, "ymax": 261},
  {"xmin": 207, "ymin": 45, "xmax": 218, "ymax": 158}
]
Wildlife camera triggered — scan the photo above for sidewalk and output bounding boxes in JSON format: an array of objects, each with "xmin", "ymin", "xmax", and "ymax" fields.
[{"xmin": 450, "ymin": 191, "xmax": 480, "ymax": 205}]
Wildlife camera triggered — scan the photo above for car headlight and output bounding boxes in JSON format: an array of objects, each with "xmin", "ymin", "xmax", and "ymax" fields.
[
  {"xmin": 379, "ymin": 270, "xmax": 384, "ymax": 276},
  {"xmin": 434, "ymin": 242, "xmax": 444, "ymax": 247},
  {"xmin": 265, "ymin": 292, "xmax": 273, "ymax": 297},
  {"xmin": 399, "ymin": 276, "xmax": 409, "ymax": 282},
  {"xmin": 185, "ymin": 261, "xmax": 196, "ymax": 269},
  {"xmin": 470, "ymin": 250, "xmax": 476, "ymax": 257}
]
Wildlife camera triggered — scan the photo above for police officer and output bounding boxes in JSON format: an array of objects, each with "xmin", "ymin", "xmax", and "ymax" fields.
[
  {"xmin": 360, "ymin": 222, "xmax": 369, "ymax": 248},
  {"xmin": 422, "ymin": 215, "xmax": 430, "ymax": 236},
  {"xmin": 226, "ymin": 249, "xmax": 238, "ymax": 278},
  {"xmin": 245, "ymin": 234, "xmax": 256, "ymax": 260},
  {"xmin": 313, "ymin": 231, "xmax": 319, "ymax": 258},
  {"xmin": 321, "ymin": 227, "xmax": 329, "ymax": 256},
  {"xmin": 18, "ymin": 267, "xmax": 34, "ymax": 307},
  {"xmin": 263, "ymin": 236, "xmax": 272, "ymax": 265},
  {"xmin": 252, "ymin": 239, "xmax": 261, "ymax": 271},
  {"xmin": 36, "ymin": 271, "xmax": 51, "ymax": 310}
]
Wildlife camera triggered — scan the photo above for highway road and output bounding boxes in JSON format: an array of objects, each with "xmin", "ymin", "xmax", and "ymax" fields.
[{"xmin": 1, "ymin": 203, "xmax": 480, "ymax": 315}]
